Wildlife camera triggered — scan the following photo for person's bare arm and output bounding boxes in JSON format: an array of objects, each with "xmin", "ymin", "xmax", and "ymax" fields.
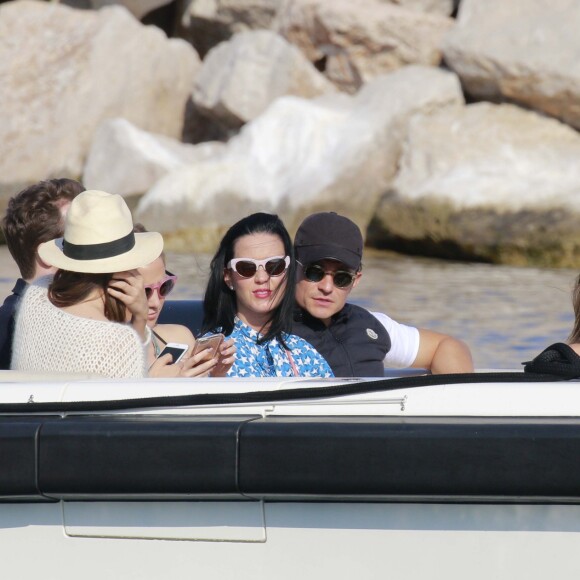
[
  {"xmin": 154, "ymin": 324, "xmax": 195, "ymax": 351},
  {"xmin": 412, "ymin": 329, "xmax": 474, "ymax": 374}
]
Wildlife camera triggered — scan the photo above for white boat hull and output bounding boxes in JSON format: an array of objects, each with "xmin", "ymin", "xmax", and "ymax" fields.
[
  {"xmin": 3, "ymin": 501, "xmax": 580, "ymax": 579},
  {"xmin": 1, "ymin": 371, "xmax": 579, "ymax": 579}
]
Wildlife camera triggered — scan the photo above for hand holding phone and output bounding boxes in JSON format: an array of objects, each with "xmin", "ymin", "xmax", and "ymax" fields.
[
  {"xmin": 192, "ymin": 333, "xmax": 224, "ymax": 360},
  {"xmin": 210, "ymin": 337, "xmax": 236, "ymax": 377},
  {"xmin": 157, "ymin": 343, "xmax": 189, "ymax": 364}
]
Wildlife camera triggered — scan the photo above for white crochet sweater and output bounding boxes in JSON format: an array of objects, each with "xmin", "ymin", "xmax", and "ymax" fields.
[{"xmin": 12, "ymin": 281, "xmax": 147, "ymax": 378}]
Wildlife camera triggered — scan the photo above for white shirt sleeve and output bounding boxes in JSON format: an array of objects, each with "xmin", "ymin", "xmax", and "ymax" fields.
[{"xmin": 371, "ymin": 311, "xmax": 420, "ymax": 368}]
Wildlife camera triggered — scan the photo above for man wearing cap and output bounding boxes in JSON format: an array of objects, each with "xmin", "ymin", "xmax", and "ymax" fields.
[
  {"xmin": 292, "ymin": 212, "xmax": 474, "ymax": 377},
  {"xmin": 0, "ymin": 179, "xmax": 85, "ymax": 370}
]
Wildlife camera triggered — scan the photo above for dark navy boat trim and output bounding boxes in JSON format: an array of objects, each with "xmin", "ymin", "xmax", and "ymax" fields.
[{"xmin": 4, "ymin": 414, "xmax": 580, "ymax": 503}]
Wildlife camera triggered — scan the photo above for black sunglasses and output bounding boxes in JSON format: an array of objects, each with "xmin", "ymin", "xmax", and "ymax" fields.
[
  {"xmin": 144, "ymin": 270, "xmax": 177, "ymax": 300},
  {"xmin": 302, "ymin": 263, "xmax": 356, "ymax": 289},
  {"xmin": 227, "ymin": 256, "xmax": 290, "ymax": 278}
]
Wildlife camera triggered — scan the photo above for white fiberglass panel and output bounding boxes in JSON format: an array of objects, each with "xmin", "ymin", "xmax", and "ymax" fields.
[
  {"xmin": 63, "ymin": 500, "xmax": 265, "ymax": 542},
  {"xmin": 1, "ymin": 502, "xmax": 580, "ymax": 579},
  {"xmin": 262, "ymin": 502, "xmax": 580, "ymax": 580}
]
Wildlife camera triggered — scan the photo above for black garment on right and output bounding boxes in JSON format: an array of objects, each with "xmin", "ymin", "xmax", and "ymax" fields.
[
  {"xmin": 0, "ymin": 278, "xmax": 27, "ymax": 370},
  {"xmin": 292, "ymin": 303, "xmax": 390, "ymax": 377},
  {"xmin": 523, "ymin": 342, "xmax": 580, "ymax": 379}
]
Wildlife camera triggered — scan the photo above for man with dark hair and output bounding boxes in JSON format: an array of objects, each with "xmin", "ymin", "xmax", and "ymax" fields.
[
  {"xmin": 292, "ymin": 212, "xmax": 474, "ymax": 377},
  {"xmin": 0, "ymin": 178, "xmax": 85, "ymax": 369}
]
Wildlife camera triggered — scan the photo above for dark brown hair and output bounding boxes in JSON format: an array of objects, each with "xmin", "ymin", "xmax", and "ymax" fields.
[
  {"xmin": 1, "ymin": 179, "xmax": 85, "ymax": 279},
  {"xmin": 49, "ymin": 270, "xmax": 127, "ymax": 323},
  {"xmin": 570, "ymin": 273, "xmax": 580, "ymax": 343}
]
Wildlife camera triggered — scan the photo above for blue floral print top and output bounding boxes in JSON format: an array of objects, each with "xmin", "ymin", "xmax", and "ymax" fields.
[{"xmin": 221, "ymin": 318, "xmax": 334, "ymax": 378}]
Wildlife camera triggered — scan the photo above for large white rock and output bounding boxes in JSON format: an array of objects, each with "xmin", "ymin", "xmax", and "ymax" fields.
[
  {"xmin": 192, "ymin": 30, "xmax": 336, "ymax": 128},
  {"xmin": 179, "ymin": 0, "xmax": 280, "ymax": 56},
  {"xmin": 0, "ymin": 1, "xmax": 199, "ymax": 195},
  {"xmin": 371, "ymin": 103, "xmax": 580, "ymax": 267},
  {"xmin": 92, "ymin": 0, "xmax": 174, "ymax": 20},
  {"xmin": 179, "ymin": 0, "xmax": 455, "ymax": 59},
  {"xmin": 380, "ymin": 0, "xmax": 455, "ymax": 16},
  {"xmin": 443, "ymin": 0, "xmax": 580, "ymax": 129},
  {"xmin": 63, "ymin": 0, "xmax": 174, "ymax": 20},
  {"xmin": 278, "ymin": 0, "xmax": 454, "ymax": 92},
  {"xmin": 83, "ymin": 118, "xmax": 225, "ymax": 197},
  {"xmin": 183, "ymin": 0, "xmax": 280, "ymax": 29},
  {"xmin": 136, "ymin": 66, "xmax": 463, "ymax": 251}
]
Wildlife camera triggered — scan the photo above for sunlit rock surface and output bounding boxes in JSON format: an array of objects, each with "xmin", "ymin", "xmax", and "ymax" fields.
[
  {"xmin": 136, "ymin": 66, "xmax": 463, "ymax": 252},
  {"xmin": 179, "ymin": 0, "xmax": 455, "ymax": 63},
  {"xmin": 83, "ymin": 119, "xmax": 225, "ymax": 197},
  {"xmin": 383, "ymin": 0, "xmax": 455, "ymax": 16},
  {"xmin": 3, "ymin": 0, "xmax": 579, "ymax": 268},
  {"xmin": 0, "ymin": 1, "xmax": 198, "ymax": 197},
  {"xmin": 370, "ymin": 103, "xmax": 580, "ymax": 267},
  {"xmin": 444, "ymin": 0, "xmax": 580, "ymax": 129},
  {"xmin": 192, "ymin": 30, "xmax": 336, "ymax": 129},
  {"xmin": 278, "ymin": 0, "xmax": 454, "ymax": 92},
  {"xmin": 179, "ymin": 0, "xmax": 280, "ymax": 56},
  {"xmin": 62, "ymin": 0, "xmax": 173, "ymax": 20}
]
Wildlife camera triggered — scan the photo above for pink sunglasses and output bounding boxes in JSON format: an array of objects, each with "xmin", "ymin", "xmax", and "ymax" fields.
[{"xmin": 144, "ymin": 271, "xmax": 177, "ymax": 299}]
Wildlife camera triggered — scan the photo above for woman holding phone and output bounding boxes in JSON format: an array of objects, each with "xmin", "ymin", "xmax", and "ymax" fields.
[
  {"xmin": 134, "ymin": 224, "xmax": 235, "ymax": 377},
  {"xmin": 201, "ymin": 212, "xmax": 333, "ymax": 378}
]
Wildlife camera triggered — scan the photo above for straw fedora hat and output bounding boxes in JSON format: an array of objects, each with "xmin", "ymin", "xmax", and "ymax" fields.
[{"xmin": 38, "ymin": 190, "xmax": 163, "ymax": 274}]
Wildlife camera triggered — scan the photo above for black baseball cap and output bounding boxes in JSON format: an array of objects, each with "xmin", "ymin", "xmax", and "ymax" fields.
[{"xmin": 294, "ymin": 212, "xmax": 363, "ymax": 271}]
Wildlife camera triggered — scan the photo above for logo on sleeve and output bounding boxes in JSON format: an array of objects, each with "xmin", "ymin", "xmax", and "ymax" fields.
[{"xmin": 366, "ymin": 328, "xmax": 378, "ymax": 340}]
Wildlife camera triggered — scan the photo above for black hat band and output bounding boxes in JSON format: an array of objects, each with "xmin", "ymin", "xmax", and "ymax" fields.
[{"xmin": 62, "ymin": 231, "xmax": 136, "ymax": 260}]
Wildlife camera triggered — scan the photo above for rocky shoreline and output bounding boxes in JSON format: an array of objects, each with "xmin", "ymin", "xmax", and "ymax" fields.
[{"xmin": 1, "ymin": 0, "xmax": 579, "ymax": 267}]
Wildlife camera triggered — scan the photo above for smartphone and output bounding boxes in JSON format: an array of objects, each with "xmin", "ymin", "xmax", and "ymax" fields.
[
  {"xmin": 157, "ymin": 343, "xmax": 189, "ymax": 364},
  {"xmin": 192, "ymin": 333, "xmax": 224, "ymax": 359}
]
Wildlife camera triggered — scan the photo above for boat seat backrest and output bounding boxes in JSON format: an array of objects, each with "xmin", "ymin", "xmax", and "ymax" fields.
[{"xmin": 157, "ymin": 300, "xmax": 205, "ymax": 337}]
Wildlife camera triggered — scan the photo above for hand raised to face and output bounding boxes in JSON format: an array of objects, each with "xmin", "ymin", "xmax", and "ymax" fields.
[{"xmin": 108, "ymin": 270, "xmax": 149, "ymax": 340}]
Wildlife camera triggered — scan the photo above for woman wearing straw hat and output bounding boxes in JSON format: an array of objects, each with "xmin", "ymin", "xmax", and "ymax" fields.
[{"xmin": 11, "ymin": 190, "xmax": 217, "ymax": 378}]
